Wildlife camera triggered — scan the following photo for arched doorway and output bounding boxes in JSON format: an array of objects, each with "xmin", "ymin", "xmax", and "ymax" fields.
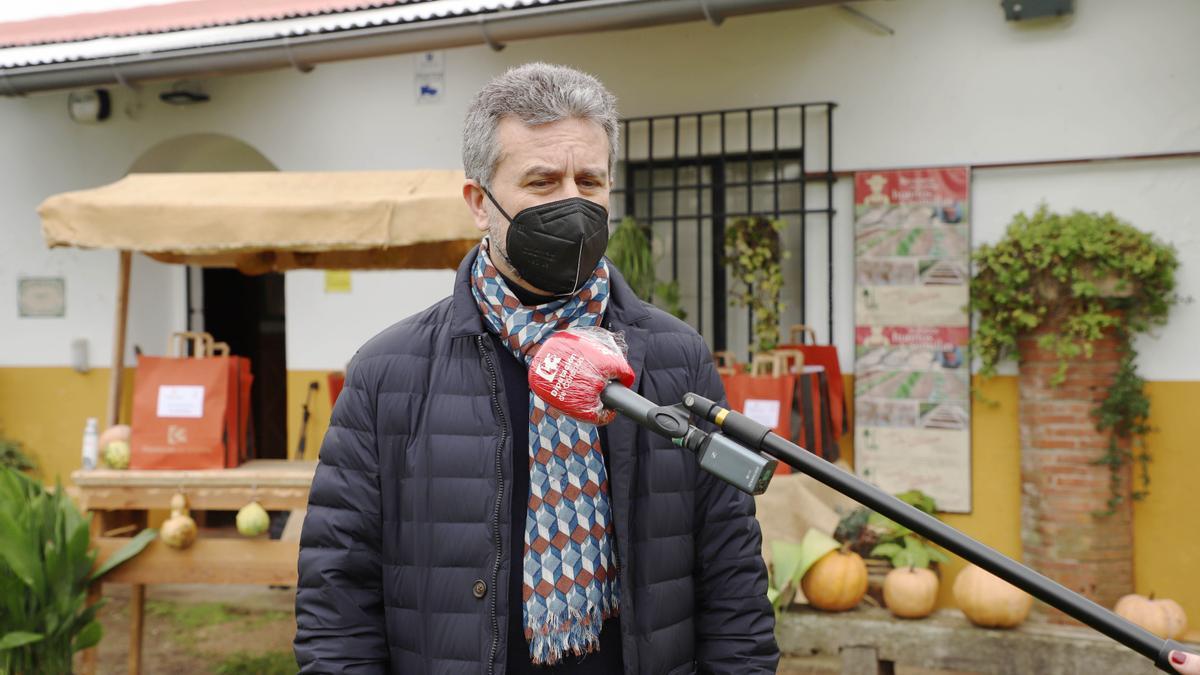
[
  {"xmin": 127, "ymin": 134, "xmax": 288, "ymax": 461},
  {"xmin": 127, "ymin": 132, "xmax": 278, "ymax": 174}
]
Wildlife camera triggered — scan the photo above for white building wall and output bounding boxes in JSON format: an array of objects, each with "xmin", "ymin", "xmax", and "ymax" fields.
[{"xmin": 1, "ymin": 0, "xmax": 1197, "ymax": 376}]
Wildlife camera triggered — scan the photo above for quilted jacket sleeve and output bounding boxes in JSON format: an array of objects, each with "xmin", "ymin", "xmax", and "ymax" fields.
[
  {"xmin": 294, "ymin": 355, "xmax": 389, "ymax": 673},
  {"xmin": 689, "ymin": 339, "xmax": 780, "ymax": 674}
]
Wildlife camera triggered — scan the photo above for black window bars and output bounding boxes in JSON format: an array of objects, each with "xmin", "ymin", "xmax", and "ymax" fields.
[{"xmin": 611, "ymin": 102, "xmax": 837, "ymax": 355}]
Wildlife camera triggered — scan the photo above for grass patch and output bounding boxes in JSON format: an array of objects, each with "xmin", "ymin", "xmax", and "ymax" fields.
[
  {"xmin": 140, "ymin": 599, "xmax": 296, "ymax": 665},
  {"xmin": 245, "ymin": 609, "xmax": 293, "ymax": 630},
  {"xmin": 214, "ymin": 651, "xmax": 296, "ymax": 675},
  {"xmin": 146, "ymin": 601, "xmax": 247, "ymax": 630}
]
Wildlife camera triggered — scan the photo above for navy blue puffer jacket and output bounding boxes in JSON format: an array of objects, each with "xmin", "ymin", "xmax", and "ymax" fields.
[{"xmin": 294, "ymin": 247, "xmax": 778, "ymax": 674}]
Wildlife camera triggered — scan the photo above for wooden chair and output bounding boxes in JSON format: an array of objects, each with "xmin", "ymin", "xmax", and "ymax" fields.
[{"xmin": 713, "ymin": 350, "xmax": 741, "ymax": 376}]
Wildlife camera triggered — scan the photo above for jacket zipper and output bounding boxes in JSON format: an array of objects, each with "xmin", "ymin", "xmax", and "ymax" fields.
[
  {"xmin": 476, "ymin": 335, "xmax": 508, "ymax": 675},
  {"xmin": 603, "ymin": 430, "xmax": 623, "ymax": 584},
  {"xmin": 600, "ymin": 319, "xmax": 630, "ymax": 669}
]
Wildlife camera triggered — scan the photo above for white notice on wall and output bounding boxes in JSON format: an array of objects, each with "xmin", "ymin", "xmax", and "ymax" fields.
[
  {"xmin": 743, "ymin": 399, "xmax": 781, "ymax": 430},
  {"xmin": 157, "ymin": 385, "xmax": 205, "ymax": 419}
]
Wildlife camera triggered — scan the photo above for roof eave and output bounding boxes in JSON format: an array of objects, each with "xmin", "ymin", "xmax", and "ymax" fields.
[{"xmin": 0, "ymin": 0, "xmax": 838, "ymax": 97}]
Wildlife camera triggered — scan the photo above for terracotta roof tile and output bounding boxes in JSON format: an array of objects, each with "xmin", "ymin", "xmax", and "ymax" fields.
[{"xmin": 0, "ymin": 0, "xmax": 421, "ymax": 48}]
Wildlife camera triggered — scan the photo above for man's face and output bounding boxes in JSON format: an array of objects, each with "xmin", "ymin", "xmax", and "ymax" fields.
[{"xmin": 463, "ymin": 116, "xmax": 611, "ymax": 294}]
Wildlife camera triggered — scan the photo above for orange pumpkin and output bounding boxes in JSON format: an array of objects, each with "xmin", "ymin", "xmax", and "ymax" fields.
[
  {"xmin": 801, "ymin": 547, "xmax": 868, "ymax": 612},
  {"xmin": 883, "ymin": 566, "xmax": 939, "ymax": 619},
  {"xmin": 952, "ymin": 564, "xmax": 1032, "ymax": 628},
  {"xmin": 1114, "ymin": 594, "xmax": 1189, "ymax": 639}
]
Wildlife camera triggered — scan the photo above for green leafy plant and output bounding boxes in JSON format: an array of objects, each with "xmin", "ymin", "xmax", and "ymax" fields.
[
  {"xmin": 0, "ymin": 466, "xmax": 156, "ymax": 674},
  {"xmin": 653, "ymin": 279, "xmax": 687, "ymax": 321},
  {"xmin": 606, "ymin": 216, "xmax": 687, "ymax": 320},
  {"xmin": 607, "ymin": 217, "xmax": 655, "ymax": 300},
  {"xmin": 971, "ymin": 206, "xmax": 1179, "ymax": 514},
  {"xmin": 869, "ymin": 535, "xmax": 948, "ymax": 570},
  {"xmin": 835, "ymin": 490, "xmax": 948, "ymax": 569},
  {"xmin": 726, "ymin": 216, "xmax": 787, "ymax": 353},
  {"xmin": 0, "ymin": 437, "xmax": 36, "ymax": 474}
]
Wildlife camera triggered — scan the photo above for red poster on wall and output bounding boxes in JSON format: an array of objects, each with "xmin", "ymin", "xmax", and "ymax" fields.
[{"xmin": 854, "ymin": 167, "xmax": 972, "ymax": 513}]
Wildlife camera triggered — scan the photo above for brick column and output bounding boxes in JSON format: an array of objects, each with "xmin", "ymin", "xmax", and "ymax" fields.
[{"xmin": 1017, "ymin": 325, "xmax": 1134, "ymax": 623}]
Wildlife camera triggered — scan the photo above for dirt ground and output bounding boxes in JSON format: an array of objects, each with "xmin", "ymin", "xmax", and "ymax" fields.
[
  {"xmin": 779, "ymin": 659, "xmax": 969, "ymax": 675},
  {"xmin": 79, "ymin": 584, "xmax": 966, "ymax": 674},
  {"xmin": 81, "ymin": 583, "xmax": 298, "ymax": 675}
]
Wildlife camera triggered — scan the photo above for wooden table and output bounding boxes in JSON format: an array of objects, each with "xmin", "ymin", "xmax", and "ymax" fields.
[
  {"xmin": 777, "ymin": 605, "xmax": 1197, "ymax": 674},
  {"xmin": 73, "ymin": 459, "xmax": 317, "ymax": 675}
]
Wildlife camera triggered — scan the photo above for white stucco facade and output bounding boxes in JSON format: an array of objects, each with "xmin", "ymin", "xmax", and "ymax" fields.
[{"xmin": 2, "ymin": 0, "xmax": 1197, "ymax": 376}]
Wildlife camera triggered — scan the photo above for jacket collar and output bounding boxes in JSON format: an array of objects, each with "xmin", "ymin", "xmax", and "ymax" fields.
[{"xmin": 449, "ymin": 244, "xmax": 653, "ymax": 339}]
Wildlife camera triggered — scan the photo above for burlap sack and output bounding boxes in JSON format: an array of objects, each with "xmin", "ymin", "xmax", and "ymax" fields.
[{"xmin": 753, "ymin": 459, "xmax": 862, "ymax": 569}]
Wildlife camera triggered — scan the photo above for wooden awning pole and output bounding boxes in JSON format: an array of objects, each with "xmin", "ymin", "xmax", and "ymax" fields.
[{"xmin": 106, "ymin": 250, "xmax": 132, "ymax": 427}]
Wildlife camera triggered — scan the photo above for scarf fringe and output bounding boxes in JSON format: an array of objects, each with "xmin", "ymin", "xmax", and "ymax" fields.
[{"xmin": 527, "ymin": 595, "xmax": 620, "ymax": 666}]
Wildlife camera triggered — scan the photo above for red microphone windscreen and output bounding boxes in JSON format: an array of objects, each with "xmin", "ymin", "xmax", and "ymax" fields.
[{"xmin": 528, "ymin": 327, "xmax": 634, "ymax": 425}]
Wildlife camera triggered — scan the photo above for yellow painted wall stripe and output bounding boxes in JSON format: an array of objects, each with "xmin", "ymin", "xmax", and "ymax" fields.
[{"xmin": 2, "ymin": 367, "xmax": 1195, "ymax": 640}]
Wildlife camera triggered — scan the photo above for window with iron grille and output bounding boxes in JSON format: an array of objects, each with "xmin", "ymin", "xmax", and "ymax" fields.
[{"xmin": 611, "ymin": 103, "xmax": 837, "ymax": 356}]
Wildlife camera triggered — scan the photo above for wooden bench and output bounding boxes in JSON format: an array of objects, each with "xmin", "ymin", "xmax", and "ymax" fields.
[{"xmin": 777, "ymin": 605, "xmax": 1195, "ymax": 675}]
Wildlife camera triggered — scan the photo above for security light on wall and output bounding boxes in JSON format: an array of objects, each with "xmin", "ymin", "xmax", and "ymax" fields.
[
  {"xmin": 159, "ymin": 80, "xmax": 210, "ymax": 105},
  {"xmin": 1001, "ymin": 0, "xmax": 1073, "ymax": 21},
  {"xmin": 67, "ymin": 89, "xmax": 112, "ymax": 124}
]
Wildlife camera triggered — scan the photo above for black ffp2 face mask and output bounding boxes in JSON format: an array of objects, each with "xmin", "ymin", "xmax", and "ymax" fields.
[{"xmin": 483, "ymin": 189, "xmax": 610, "ymax": 296}]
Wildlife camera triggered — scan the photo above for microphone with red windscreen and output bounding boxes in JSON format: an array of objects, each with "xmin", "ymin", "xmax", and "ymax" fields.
[
  {"xmin": 530, "ymin": 327, "xmax": 778, "ymax": 495},
  {"xmin": 528, "ymin": 327, "xmax": 635, "ymax": 425}
]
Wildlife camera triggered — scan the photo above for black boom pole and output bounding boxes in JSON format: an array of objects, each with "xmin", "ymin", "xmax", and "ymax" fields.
[{"xmin": 682, "ymin": 393, "xmax": 1190, "ymax": 674}]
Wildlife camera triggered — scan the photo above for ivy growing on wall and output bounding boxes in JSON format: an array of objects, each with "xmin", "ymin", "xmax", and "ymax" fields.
[{"xmin": 970, "ymin": 206, "xmax": 1179, "ymax": 514}]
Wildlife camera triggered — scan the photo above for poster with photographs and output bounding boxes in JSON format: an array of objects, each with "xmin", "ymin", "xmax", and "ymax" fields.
[{"xmin": 854, "ymin": 168, "xmax": 971, "ymax": 513}]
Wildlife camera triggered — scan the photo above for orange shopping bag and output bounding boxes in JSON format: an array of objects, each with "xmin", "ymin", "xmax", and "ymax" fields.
[
  {"xmin": 716, "ymin": 352, "xmax": 797, "ymax": 475},
  {"xmin": 130, "ymin": 332, "xmax": 237, "ymax": 470},
  {"xmin": 236, "ymin": 356, "xmax": 253, "ymax": 464},
  {"xmin": 212, "ymin": 341, "xmax": 254, "ymax": 468},
  {"xmin": 777, "ymin": 325, "xmax": 848, "ymax": 440}
]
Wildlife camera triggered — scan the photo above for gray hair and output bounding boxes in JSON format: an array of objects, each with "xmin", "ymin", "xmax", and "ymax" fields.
[{"xmin": 462, "ymin": 62, "xmax": 619, "ymax": 188}]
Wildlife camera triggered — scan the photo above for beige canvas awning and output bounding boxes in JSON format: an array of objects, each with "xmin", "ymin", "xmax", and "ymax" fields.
[{"xmin": 39, "ymin": 170, "xmax": 481, "ymax": 273}]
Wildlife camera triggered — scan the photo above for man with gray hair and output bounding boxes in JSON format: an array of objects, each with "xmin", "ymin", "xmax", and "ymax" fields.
[{"xmin": 295, "ymin": 62, "xmax": 778, "ymax": 674}]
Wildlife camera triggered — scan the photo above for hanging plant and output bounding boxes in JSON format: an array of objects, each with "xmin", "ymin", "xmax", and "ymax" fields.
[
  {"xmin": 970, "ymin": 205, "xmax": 1179, "ymax": 514},
  {"xmin": 607, "ymin": 216, "xmax": 655, "ymax": 300},
  {"xmin": 653, "ymin": 279, "xmax": 687, "ymax": 321},
  {"xmin": 606, "ymin": 216, "xmax": 687, "ymax": 320},
  {"xmin": 726, "ymin": 216, "xmax": 786, "ymax": 353}
]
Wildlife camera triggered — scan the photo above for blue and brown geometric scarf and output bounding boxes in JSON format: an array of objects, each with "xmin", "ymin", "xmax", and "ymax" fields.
[{"xmin": 469, "ymin": 240, "xmax": 621, "ymax": 665}]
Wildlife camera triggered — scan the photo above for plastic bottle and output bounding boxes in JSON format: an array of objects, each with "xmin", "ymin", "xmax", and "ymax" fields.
[{"xmin": 81, "ymin": 417, "xmax": 99, "ymax": 470}]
